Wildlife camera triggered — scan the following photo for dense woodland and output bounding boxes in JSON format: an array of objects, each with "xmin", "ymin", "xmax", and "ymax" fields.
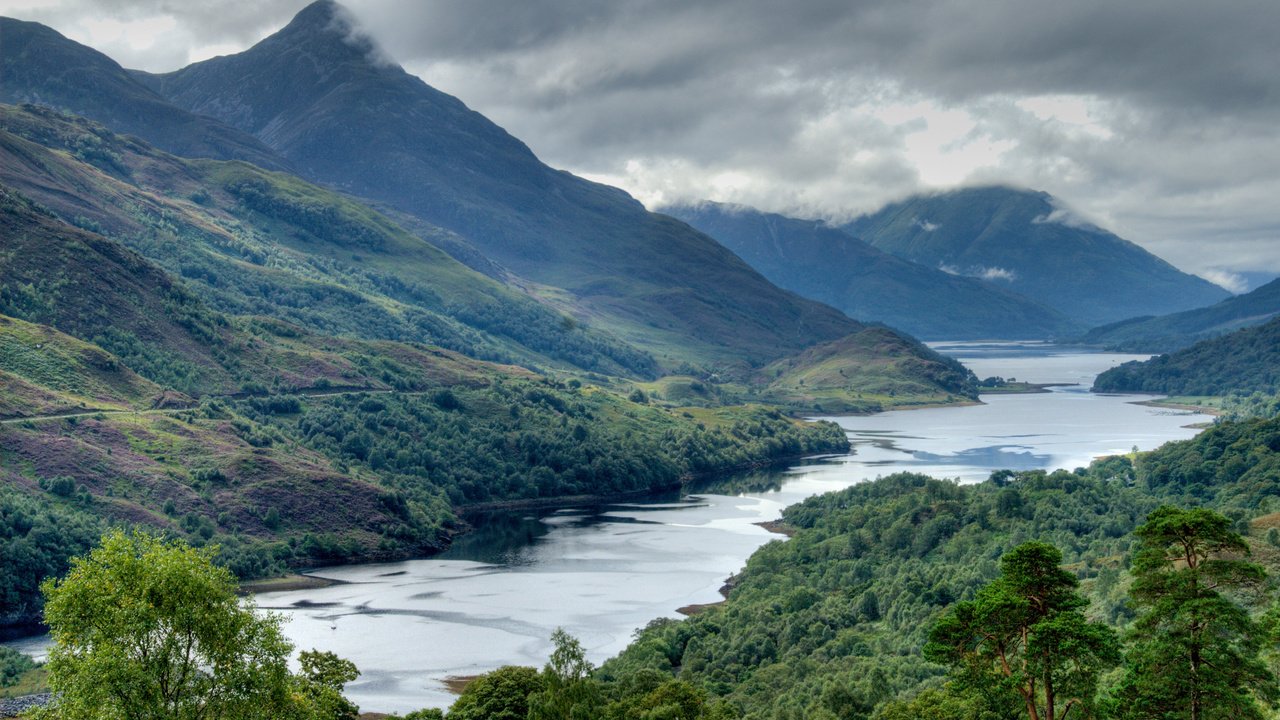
[{"xmin": 1093, "ymin": 316, "xmax": 1280, "ymax": 396}]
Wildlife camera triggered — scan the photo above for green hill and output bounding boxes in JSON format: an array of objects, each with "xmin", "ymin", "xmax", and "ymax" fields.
[
  {"xmin": 1092, "ymin": 316, "xmax": 1280, "ymax": 396},
  {"xmin": 594, "ymin": 415, "xmax": 1280, "ymax": 717},
  {"xmin": 666, "ymin": 201, "xmax": 1078, "ymax": 340},
  {"xmin": 755, "ymin": 327, "xmax": 978, "ymax": 413},
  {"xmin": 846, "ymin": 186, "xmax": 1230, "ymax": 327},
  {"xmin": 1079, "ymin": 278, "xmax": 1280, "ymax": 352}
]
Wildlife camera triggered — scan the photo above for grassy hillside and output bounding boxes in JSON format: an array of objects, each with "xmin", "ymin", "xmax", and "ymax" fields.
[
  {"xmin": 1092, "ymin": 316, "xmax": 1280, "ymax": 396},
  {"xmin": 0, "ymin": 314, "xmax": 164, "ymax": 419},
  {"xmin": 753, "ymin": 328, "xmax": 978, "ymax": 413},
  {"xmin": 846, "ymin": 186, "xmax": 1229, "ymax": 327},
  {"xmin": 1079, "ymin": 278, "xmax": 1280, "ymax": 352},
  {"xmin": 0, "ymin": 104, "xmax": 657, "ymax": 379},
  {"xmin": 666, "ymin": 201, "xmax": 1079, "ymax": 340}
]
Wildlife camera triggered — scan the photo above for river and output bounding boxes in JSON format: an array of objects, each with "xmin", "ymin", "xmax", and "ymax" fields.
[{"xmin": 4, "ymin": 343, "xmax": 1214, "ymax": 713}]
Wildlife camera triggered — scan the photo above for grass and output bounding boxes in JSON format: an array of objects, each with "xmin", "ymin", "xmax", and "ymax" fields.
[{"xmin": 0, "ymin": 666, "xmax": 47, "ymax": 699}]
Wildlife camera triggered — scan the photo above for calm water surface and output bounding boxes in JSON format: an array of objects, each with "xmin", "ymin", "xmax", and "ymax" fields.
[{"xmin": 9, "ymin": 343, "xmax": 1214, "ymax": 713}]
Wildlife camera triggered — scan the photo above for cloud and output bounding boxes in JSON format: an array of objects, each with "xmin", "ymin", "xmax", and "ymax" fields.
[
  {"xmin": 938, "ymin": 264, "xmax": 1017, "ymax": 283},
  {"xmin": 1198, "ymin": 269, "xmax": 1248, "ymax": 294},
  {"xmin": 4, "ymin": 0, "xmax": 1280, "ymax": 277}
]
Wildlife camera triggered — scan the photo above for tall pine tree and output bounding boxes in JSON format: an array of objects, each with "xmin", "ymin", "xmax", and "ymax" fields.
[{"xmin": 1113, "ymin": 506, "xmax": 1277, "ymax": 719}]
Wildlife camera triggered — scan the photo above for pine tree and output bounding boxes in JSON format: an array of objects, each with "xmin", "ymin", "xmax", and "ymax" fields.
[{"xmin": 1112, "ymin": 506, "xmax": 1277, "ymax": 720}]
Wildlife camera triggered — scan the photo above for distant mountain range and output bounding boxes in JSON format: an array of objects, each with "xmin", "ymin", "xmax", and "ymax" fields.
[
  {"xmin": 844, "ymin": 186, "xmax": 1231, "ymax": 327},
  {"xmin": 665, "ymin": 201, "xmax": 1079, "ymax": 340},
  {"xmin": 1078, "ymin": 278, "xmax": 1280, "ymax": 352}
]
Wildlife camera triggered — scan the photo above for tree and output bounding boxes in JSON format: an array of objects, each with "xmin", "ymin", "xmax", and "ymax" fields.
[
  {"xmin": 293, "ymin": 650, "xmax": 360, "ymax": 720},
  {"xmin": 528, "ymin": 629, "xmax": 603, "ymax": 720},
  {"xmin": 924, "ymin": 541, "xmax": 1119, "ymax": 720},
  {"xmin": 40, "ymin": 530, "xmax": 294, "ymax": 719},
  {"xmin": 1112, "ymin": 506, "xmax": 1277, "ymax": 720},
  {"xmin": 448, "ymin": 665, "xmax": 543, "ymax": 720}
]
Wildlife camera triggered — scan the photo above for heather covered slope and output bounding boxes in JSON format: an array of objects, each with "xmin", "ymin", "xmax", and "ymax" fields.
[
  {"xmin": 143, "ymin": 0, "xmax": 866, "ymax": 368},
  {"xmin": 666, "ymin": 201, "xmax": 1078, "ymax": 340},
  {"xmin": 846, "ymin": 186, "xmax": 1230, "ymax": 327},
  {"xmin": 0, "ymin": 17, "xmax": 288, "ymax": 172},
  {"xmin": 1079, "ymin": 278, "xmax": 1280, "ymax": 352}
]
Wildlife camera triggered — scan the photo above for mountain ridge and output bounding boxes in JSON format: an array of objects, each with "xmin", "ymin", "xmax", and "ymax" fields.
[
  {"xmin": 140, "ymin": 0, "xmax": 873, "ymax": 370},
  {"xmin": 0, "ymin": 16, "xmax": 290, "ymax": 172},
  {"xmin": 665, "ymin": 200, "xmax": 1080, "ymax": 340},
  {"xmin": 1078, "ymin": 278, "xmax": 1280, "ymax": 352},
  {"xmin": 845, "ymin": 185, "xmax": 1230, "ymax": 327}
]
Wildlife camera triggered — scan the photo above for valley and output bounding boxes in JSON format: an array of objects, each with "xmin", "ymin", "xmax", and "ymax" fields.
[{"xmin": 2, "ymin": 1, "xmax": 1279, "ymax": 718}]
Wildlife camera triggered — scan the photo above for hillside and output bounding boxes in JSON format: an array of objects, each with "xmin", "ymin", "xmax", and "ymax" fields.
[
  {"xmin": 139, "ymin": 0, "xmax": 867, "ymax": 369},
  {"xmin": 0, "ymin": 103, "xmax": 656, "ymax": 378},
  {"xmin": 1079, "ymin": 277, "xmax": 1280, "ymax": 352},
  {"xmin": 1092, "ymin": 316, "xmax": 1280, "ymax": 396},
  {"xmin": 754, "ymin": 327, "xmax": 978, "ymax": 413},
  {"xmin": 845, "ymin": 186, "xmax": 1230, "ymax": 327},
  {"xmin": 0, "ymin": 17, "xmax": 287, "ymax": 172},
  {"xmin": 666, "ymin": 201, "xmax": 1078, "ymax": 340},
  {"xmin": 0, "ymin": 199, "xmax": 853, "ymax": 625}
]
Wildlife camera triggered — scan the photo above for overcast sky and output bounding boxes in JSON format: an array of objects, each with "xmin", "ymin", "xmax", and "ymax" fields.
[{"xmin": 4, "ymin": 0, "xmax": 1279, "ymax": 290}]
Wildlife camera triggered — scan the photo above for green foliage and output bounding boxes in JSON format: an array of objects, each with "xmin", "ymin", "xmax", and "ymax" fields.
[
  {"xmin": 924, "ymin": 542, "xmax": 1120, "ymax": 719},
  {"xmin": 1109, "ymin": 506, "xmax": 1276, "ymax": 719},
  {"xmin": 0, "ymin": 484, "xmax": 105, "ymax": 626},
  {"xmin": 1093, "ymin": 316, "xmax": 1280, "ymax": 396},
  {"xmin": 292, "ymin": 650, "xmax": 360, "ymax": 720},
  {"xmin": 249, "ymin": 385, "xmax": 847, "ymax": 505},
  {"xmin": 448, "ymin": 666, "xmax": 543, "ymax": 720},
  {"xmin": 528, "ymin": 628, "xmax": 604, "ymax": 720},
  {"xmin": 605, "ymin": 471, "xmax": 1152, "ymax": 718},
  {"xmin": 0, "ymin": 646, "xmax": 37, "ymax": 688},
  {"xmin": 39, "ymin": 529, "xmax": 296, "ymax": 720}
]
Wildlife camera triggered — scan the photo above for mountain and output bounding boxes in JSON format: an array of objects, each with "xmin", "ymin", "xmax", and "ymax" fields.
[
  {"xmin": 0, "ymin": 17, "xmax": 288, "ymax": 172},
  {"xmin": 1078, "ymin": 278, "xmax": 1280, "ymax": 352},
  {"xmin": 845, "ymin": 186, "xmax": 1231, "ymax": 327},
  {"xmin": 139, "ymin": 0, "xmax": 864, "ymax": 369},
  {"xmin": 1092, "ymin": 316, "xmax": 1280, "ymax": 396},
  {"xmin": 665, "ymin": 201, "xmax": 1079, "ymax": 340},
  {"xmin": 0, "ymin": 103, "xmax": 656, "ymax": 378}
]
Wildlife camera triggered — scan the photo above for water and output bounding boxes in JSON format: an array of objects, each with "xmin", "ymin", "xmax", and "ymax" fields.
[{"xmin": 6, "ymin": 343, "xmax": 1214, "ymax": 713}]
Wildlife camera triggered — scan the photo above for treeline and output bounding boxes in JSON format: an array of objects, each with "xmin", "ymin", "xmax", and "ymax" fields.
[{"xmin": 240, "ymin": 380, "xmax": 849, "ymax": 506}]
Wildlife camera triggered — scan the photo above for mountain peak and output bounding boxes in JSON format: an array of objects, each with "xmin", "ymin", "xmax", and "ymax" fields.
[
  {"xmin": 265, "ymin": 0, "xmax": 389, "ymax": 67},
  {"xmin": 279, "ymin": 0, "xmax": 349, "ymax": 37}
]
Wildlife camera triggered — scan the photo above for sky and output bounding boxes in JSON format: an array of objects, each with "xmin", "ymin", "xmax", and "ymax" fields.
[{"xmin": 3, "ymin": 0, "xmax": 1279, "ymax": 291}]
